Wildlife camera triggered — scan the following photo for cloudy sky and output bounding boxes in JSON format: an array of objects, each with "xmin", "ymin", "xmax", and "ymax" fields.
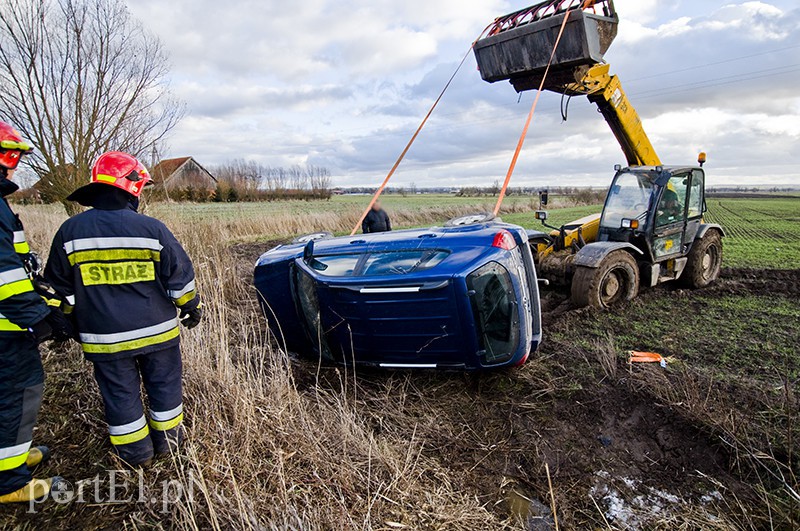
[{"xmin": 128, "ymin": 0, "xmax": 800, "ymax": 188}]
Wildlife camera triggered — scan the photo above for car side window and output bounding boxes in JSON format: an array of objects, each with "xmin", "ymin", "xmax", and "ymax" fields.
[
  {"xmin": 656, "ymin": 175, "xmax": 690, "ymax": 227},
  {"xmin": 687, "ymin": 170, "xmax": 704, "ymax": 219}
]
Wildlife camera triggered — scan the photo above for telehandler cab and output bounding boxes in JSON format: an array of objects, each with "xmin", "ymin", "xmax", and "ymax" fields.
[{"xmin": 474, "ymin": 0, "xmax": 724, "ymax": 308}]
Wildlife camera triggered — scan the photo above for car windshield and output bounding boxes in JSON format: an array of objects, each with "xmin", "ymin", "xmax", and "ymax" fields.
[
  {"xmin": 309, "ymin": 250, "xmax": 449, "ymax": 277},
  {"xmin": 601, "ymin": 171, "xmax": 656, "ymax": 230}
]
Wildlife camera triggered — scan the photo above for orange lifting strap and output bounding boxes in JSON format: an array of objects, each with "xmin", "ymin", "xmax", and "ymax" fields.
[
  {"xmin": 351, "ymin": 0, "xmax": 594, "ymax": 234},
  {"xmin": 350, "ymin": 28, "xmax": 490, "ymax": 236},
  {"xmin": 492, "ymin": 0, "xmax": 593, "ymax": 216}
]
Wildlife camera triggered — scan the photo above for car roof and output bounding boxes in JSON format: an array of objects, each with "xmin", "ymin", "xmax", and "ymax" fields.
[{"xmin": 307, "ymin": 223, "xmax": 518, "ymax": 255}]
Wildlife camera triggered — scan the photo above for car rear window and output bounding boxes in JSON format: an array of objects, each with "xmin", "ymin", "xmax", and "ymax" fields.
[
  {"xmin": 309, "ymin": 250, "xmax": 448, "ymax": 277},
  {"xmin": 467, "ymin": 262, "xmax": 520, "ymax": 364}
]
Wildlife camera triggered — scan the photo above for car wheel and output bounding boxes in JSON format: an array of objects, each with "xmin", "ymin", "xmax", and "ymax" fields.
[
  {"xmin": 444, "ymin": 212, "xmax": 496, "ymax": 227},
  {"xmin": 292, "ymin": 231, "xmax": 334, "ymax": 244},
  {"xmin": 681, "ymin": 231, "xmax": 723, "ymax": 288},
  {"xmin": 571, "ymin": 251, "xmax": 639, "ymax": 309}
]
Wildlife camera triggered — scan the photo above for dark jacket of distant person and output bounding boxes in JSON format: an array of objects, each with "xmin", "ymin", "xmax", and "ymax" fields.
[{"xmin": 362, "ymin": 207, "xmax": 392, "ymax": 234}]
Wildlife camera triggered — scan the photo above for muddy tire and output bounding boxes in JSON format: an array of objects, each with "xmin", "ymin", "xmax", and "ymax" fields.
[
  {"xmin": 571, "ymin": 251, "xmax": 639, "ymax": 309},
  {"xmin": 681, "ymin": 231, "xmax": 723, "ymax": 289}
]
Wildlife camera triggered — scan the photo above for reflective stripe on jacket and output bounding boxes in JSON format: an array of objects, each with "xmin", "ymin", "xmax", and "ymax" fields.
[
  {"xmin": 0, "ymin": 178, "xmax": 49, "ymax": 334},
  {"xmin": 45, "ymin": 204, "xmax": 199, "ymax": 360}
]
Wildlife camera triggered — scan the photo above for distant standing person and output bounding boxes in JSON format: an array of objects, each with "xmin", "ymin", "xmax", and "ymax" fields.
[{"xmin": 362, "ymin": 200, "xmax": 392, "ymax": 234}]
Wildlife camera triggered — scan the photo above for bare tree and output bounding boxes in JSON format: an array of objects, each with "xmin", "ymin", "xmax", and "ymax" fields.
[{"xmin": 0, "ymin": 0, "xmax": 183, "ymax": 214}]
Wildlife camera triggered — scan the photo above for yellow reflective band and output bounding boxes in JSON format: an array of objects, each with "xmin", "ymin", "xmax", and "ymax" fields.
[
  {"xmin": 68, "ymin": 248, "xmax": 161, "ymax": 266},
  {"xmin": 79, "ymin": 261, "xmax": 155, "ymax": 286},
  {"xmin": 0, "ymin": 140, "xmax": 31, "ymax": 152},
  {"xmin": 40, "ymin": 295, "xmax": 61, "ymax": 308},
  {"xmin": 149, "ymin": 413, "xmax": 183, "ymax": 432},
  {"xmin": 14, "ymin": 242, "xmax": 30, "ymax": 254},
  {"xmin": 82, "ymin": 326, "xmax": 180, "ymax": 355},
  {"xmin": 0, "ymin": 318, "xmax": 27, "ymax": 332},
  {"xmin": 95, "ymin": 174, "xmax": 118, "ymax": 184},
  {"xmin": 63, "ymin": 305, "xmax": 74, "ymax": 315},
  {"xmin": 174, "ymin": 290, "xmax": 196, "ymax": 307},
  {"xmin": 0, "ymin": 452, "xmax": 29, "ymax": 472},
  {"xmin": 109, "ymin": 424, "xmax": 150, "ymax": 446},
  {"xmin": 0, "ymin": 279, "xmax": 34, "ymax": 301}
]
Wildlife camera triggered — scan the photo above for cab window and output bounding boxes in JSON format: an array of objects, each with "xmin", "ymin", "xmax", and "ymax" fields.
[
  {"xmin": 687, "ymin": 170, "xmax": 704, "ymax": 219},
  {"xmin": 656, "ymin": 175, "xmax": 690, "ymax": 227}
]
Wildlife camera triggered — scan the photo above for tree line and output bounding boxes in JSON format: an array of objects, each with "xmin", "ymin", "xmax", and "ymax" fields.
[{"xmin": 145, "ymin": 161, "xmax": 334, "ymax": 203}]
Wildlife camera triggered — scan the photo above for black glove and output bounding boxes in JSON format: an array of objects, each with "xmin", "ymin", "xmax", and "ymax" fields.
[
  {"xmin": 31, "ymin": 309, "xmax": 75, "ymax": 345},
  {"xmin": 180, "ymin": 305, "xmax": 203, "ymax": 330}
]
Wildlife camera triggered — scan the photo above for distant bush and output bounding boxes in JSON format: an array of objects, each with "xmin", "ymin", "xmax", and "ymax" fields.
[
  {"xmin": 145, "ymin": 183, "xmax": 332, "ymax": 203},
  {"xmin": 9, "ymin": 187, "xmax": 44, "ymax": 205}
]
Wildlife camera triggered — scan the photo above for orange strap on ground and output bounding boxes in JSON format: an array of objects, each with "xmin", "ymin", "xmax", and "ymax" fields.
[
  {"xmin": 629, "ymin": 351, "xmax": 665, "ymax": 363},
  {"xmin": 492, "ymin": 2, "xmax": 588, "ymax": 216},
  {"xmin": 350, "ymin": 27, "xmax": 492, "ymax": 236}
]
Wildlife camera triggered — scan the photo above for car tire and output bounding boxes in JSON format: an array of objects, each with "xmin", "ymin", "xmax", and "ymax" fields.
[
  {"xmin": 292, "ymin": 231, "xmax": 334, "ymax": 244},
  {"xmin": 571, "ymin": 251, "xmax": 639, "ymax": 309},
  {"xmin": 681, "ymin": 230, "xmax": 723, "ymax": 289},
  {"xmin": 444, "ymin": 212, "xmax": 496, "ymax": 227}
]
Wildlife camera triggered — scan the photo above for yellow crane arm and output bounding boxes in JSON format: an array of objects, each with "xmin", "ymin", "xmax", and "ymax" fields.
[{"xmin": 564, "ymin": 63, "xmax": 661, "ymax": 167}]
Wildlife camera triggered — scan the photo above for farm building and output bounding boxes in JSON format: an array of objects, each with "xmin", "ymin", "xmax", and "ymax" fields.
[{"xmin": 150, "ymin": 157, "xmax": 217, "ymax": 192}]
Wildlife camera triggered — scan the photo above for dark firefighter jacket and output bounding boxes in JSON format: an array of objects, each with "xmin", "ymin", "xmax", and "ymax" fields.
[
  {"xmin": 0, "ymin": 178, "xmax": 49, "ymax": 334},
  {"xmin": 362, "ymin": 208, "xmax": 392, "ymax": 234},
  {"xmin": 45, "ymin": 196, "xmax": 200, "ymax": 361}
]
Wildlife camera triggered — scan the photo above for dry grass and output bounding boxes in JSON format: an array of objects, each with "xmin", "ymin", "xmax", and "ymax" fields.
[{"xmin": 8, "ymin": 202, "xmax": 519, "ymax": 530}]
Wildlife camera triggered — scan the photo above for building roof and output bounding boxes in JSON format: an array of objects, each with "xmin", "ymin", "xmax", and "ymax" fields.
[{"xmin": 150, "ymin": 157, "xmax": 193, "ymax": 183}]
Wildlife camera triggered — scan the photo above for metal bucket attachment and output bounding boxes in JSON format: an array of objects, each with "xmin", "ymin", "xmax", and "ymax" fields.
[{"xmin": 474, "ymin": 0, "xmax": 618, "ymax": 93}]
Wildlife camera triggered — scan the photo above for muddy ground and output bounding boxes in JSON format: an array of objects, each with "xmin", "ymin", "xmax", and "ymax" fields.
[
  {"xmin": 5, "ymin": 242, "xmax": 796, "ymax": 530},
  {"xmin": 240, "ymin": 241, "xmax": 799, "ymax": 528}
]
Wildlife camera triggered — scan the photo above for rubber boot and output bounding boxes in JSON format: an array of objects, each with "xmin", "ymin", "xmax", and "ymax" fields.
[
  {"xmin": 0, "ymin": 477, "xmax": 63, "ymax": 504},
  {"xmin": 25, "ymin": 446, "xmax": 51, "ymax": 468}
]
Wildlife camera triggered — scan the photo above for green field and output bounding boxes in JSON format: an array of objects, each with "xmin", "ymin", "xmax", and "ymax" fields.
[
  {"xmin": 145, "ymin": 194, "xmax": 800, "ymax": 270},
  {"xmin": 146, "ymin": 194, "xmax": 538, "ymax": 221},
  {"xmin": 704, "ymin": 197, "xmax": 800, "ymax": 269}
]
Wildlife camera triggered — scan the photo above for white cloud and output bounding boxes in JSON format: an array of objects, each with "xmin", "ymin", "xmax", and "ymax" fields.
[{"xmin": 127, "ymin": 0, "xmax": 800, "ymax": 187}]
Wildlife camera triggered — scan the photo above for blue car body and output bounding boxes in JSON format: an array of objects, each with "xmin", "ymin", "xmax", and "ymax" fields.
[{"xmin": 254, "ymin": 222, "xmax": 543, "ymax": 370}]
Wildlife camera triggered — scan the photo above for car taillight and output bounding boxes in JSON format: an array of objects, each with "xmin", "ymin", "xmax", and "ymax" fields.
[{"xmin": 492, "ymin": 230, "xmax": 517, "ymax": 250}]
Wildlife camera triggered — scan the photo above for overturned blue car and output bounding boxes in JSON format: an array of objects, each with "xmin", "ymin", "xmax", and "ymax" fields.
[{"xmin": 254, "ymin": 215, "xmax": 543, "ymax": 370}]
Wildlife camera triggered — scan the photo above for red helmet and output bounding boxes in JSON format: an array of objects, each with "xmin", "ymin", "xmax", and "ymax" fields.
[
  {"xmin": 0, "ymin": 121, "xmax": 33, "ymax": 170},
  {"xmin": 90, "ymin": 151, "xmax": 151, "ymax": 198}
]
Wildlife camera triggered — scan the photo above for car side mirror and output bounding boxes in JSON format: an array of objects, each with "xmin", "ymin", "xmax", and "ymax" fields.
[
  {"xmin": 303, "ymin": 240, "xmax": 315, "ymax": 264},
  {"xmin": 539, "ymin": 190, "xmax": 549, "ymax": 206}
]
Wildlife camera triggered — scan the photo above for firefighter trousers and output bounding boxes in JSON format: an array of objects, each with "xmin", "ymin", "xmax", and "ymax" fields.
[
  {"xmin": 92, "ymin": 346, "xmax": 184, "ymax": 466},
  {"xmin": 0, "ymin": 334, "xmax": 43, "ymax": 495}
]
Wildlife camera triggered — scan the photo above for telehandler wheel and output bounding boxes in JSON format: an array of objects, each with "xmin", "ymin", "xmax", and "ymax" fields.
[
  {"xmin": 681, "ymin": 230, "xmax": 723, "ymax": 289},
  {"xmin": 571, "ymin": 251, "xmax": 639, "ymax": 309}
]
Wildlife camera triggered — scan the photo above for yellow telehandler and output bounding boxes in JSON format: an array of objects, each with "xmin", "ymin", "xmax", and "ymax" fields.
[{"xmin": 474, "ymin": 0, "xmax": 724, "ymax": 308}]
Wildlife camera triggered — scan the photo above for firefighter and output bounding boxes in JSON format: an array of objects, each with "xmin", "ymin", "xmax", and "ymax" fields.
[
  {"xmin": 0, "ymin": 121, "xmax": 71, "ymax": 504},
  {"xmin": 45, "ymin": 151, "xmax": 203, "ymax": 467}
]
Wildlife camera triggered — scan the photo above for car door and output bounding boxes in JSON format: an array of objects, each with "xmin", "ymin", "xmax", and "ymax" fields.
[
  {"xmin": 652, "ymin": 173, "xmax": 691, "ymax": 260},
  {"xmin": 682, "ymin": 170, "xmax": 705, "ymax": 245}
]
